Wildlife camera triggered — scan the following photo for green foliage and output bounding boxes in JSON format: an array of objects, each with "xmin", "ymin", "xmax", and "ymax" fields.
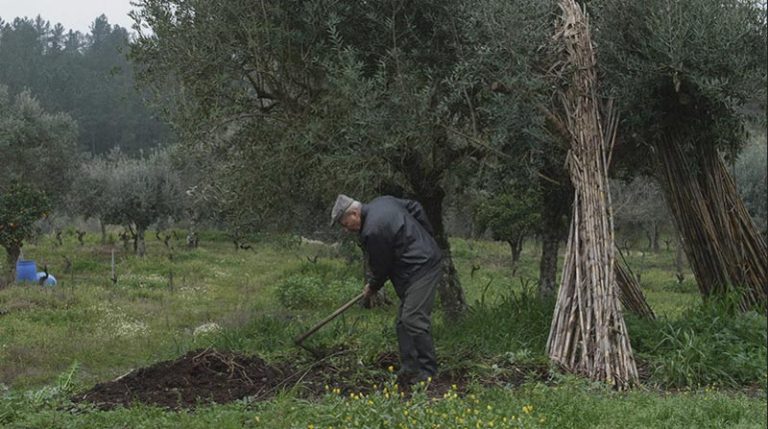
[
  {"xmin": 0, "ymin": 233, "xmax": 765, "ymax": 427},
  {"xmin": 474, "ymin": 188, "xmax": 541, "ymax": 243},
  {"xmin": 128, "ymin": 0, "xmax": 341, "ymax": 233},
  {"xmin": 628, "ymin": 298, "xmax": 768, "ymax": 388},
  {"xmin": 275, "ymin": 261, "xmax": 361, "ymax": 310},
  {"xmin": 0, "ymin": 182, "xmax": 50, "ymax": 257},
  {"xmin": 307, "ymin": 381, "xmax": 550, "ymax": 429},
  {"xmin": 0, "ymin": 15, "xmax": 168, "ymax": 154},
  {"xmin": 592, "ymin": 0, "xmax": 767, "ymax": 171},
  {"xmin": 276, "ymin": 275, "xmax": 327, "ymax": 310},
  {"xmin": 0, "ymin": 86, "xmax": 79, "ymax": 201},
  {"xmin": 0, "ymin": 85, "xmax": 74, "ymax": 265},
  {"xmin": 441, "ymin": 286, "xmax": 554, "ymax": 358},
  {"xmin": 734, "ymin": 131, "xmax": 767, "ymax": 235},
  {"xmin": 69, "ymin": 148, "xmax": 184, "ymax": 243},
  {"xmin": 2, "ymin": 376, "xmax": 765, "ymax": 428},
  {"xmin": 0, "ymin": 361, "xmax": 79, "ymax": 426}
]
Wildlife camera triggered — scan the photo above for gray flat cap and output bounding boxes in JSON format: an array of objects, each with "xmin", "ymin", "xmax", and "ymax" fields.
[{"xmin": 330, "ymin": 194, "xmax": 355, "ymax": 226}]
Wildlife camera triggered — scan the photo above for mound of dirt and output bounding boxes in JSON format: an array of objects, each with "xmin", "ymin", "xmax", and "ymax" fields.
[
  {"xmin": 76, "ymin": 349, "xmax": 286, "ymax": 410},
  {"xmin": 75, "ymin": 348, "xmax": 553, "ymax": 410}
]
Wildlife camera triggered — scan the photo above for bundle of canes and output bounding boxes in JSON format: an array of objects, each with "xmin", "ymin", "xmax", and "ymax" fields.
[
  {"xmin": 655, "ymin": 138, "xmax": 767, "ymax": 311},
  {"xmin": 545, "ymin": 0, "xmax": 638, "ymax": 389},
  {"xmin": 615, "ymin": 256, "xmax": 655, "ymax": 320}
]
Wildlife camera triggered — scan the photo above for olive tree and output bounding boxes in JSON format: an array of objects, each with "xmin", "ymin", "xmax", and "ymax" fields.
[
  {"xmin": 592, "ymin": 0, "xmax": 768, "ymax": 309},
  {"xmin": 129, "ymin": 0, "xmax": 475, "ymax": 318},
  {"xmin": 129, "ymin": 0, "xmax": 337, "ymax": 236},
  {"xmin": 0, "ymin": 86, "xmax": 78, "ymax": 281},
  {"xmin": 474, "ymin": 189, "xmax": 540, "ymax": 273},
  {"xmin": 611, "ymin": 177, "xmax": 671, "ymax": 252},
  {"xmin": 457, "ymin": 0, "xmax": 571, "ymax": 297},
  {"xmin": 0, "ymin": 183, "xmax": 50, "ymax": 282},
  {"xmin": 71, "ymin": 149, "xmax": 183, "ymax": 256}
]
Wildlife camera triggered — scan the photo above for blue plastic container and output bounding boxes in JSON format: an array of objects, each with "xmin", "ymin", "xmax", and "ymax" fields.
[
  {"xmin": 15, "ymin": 259, "xmax": 37, "ymax": 283},
  {"xmin": 37, "ymin": 272, "xmax": 57, "ymax": 287}
]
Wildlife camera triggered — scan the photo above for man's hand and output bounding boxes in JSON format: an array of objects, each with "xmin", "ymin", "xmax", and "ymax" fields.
[
  {"xmin": 362, "ymin": 283, "xmax": 375, "ymax": 299},
  {"xmin": 361, "ymin": 283, "xmax": 375, "ymax": 309}
]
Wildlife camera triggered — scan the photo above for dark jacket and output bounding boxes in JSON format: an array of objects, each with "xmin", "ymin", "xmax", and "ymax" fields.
[{"xmin": 360, "ymin": 196, "xmax": 442, "ymax": 294}]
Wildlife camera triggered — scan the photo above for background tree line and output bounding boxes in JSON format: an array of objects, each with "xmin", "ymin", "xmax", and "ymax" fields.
[{"xmin": 0, "ymin": 14, "xmax": 168, "ymax": 154}]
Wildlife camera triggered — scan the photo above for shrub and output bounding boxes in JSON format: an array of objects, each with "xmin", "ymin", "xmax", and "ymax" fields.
[
  {"xmin": 275, "ymin": 261, "xmax": 361, "ymax": 310},
  {"xmin": 275, "ymin": 274, "xmax": 326, "ymax": 309}
]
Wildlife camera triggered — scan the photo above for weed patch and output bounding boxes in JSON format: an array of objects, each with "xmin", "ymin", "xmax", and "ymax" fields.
[{"xmin": 628, "ymin": 298, "xmax": 768, "ymax": 388}]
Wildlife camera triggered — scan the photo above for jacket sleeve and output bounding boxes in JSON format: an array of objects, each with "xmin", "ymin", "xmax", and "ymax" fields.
[
  {"xmin": 363, "ymin": 230, "xmax": 394, "ymax": 291},
  {"xmin": 401, "ymin": 198, "xmax": 435, "ymax": 237}
]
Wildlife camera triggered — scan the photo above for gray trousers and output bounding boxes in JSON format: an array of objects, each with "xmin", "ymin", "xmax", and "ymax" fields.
[{"xmin": 395, "ymin": 263, "xmax": 441, "ymax": 377}]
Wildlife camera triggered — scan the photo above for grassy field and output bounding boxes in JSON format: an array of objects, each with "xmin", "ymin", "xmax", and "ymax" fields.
[{"xmin": 0, "ymin": 231, "xmax": 765, "ymax": 428}]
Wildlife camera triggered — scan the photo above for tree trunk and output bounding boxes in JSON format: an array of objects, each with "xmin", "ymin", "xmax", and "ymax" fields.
[
  {"xmin": 645, "ymin": 221, "xmax": 660, "ymax": 252},
  {"xmin": 100, "ymin": 219, "xmax": 107, "ymax": 245},
  {"xmin": 538, "ymin": 166, "xmax": 572, "ymax": 299},
  {"xmin": 128, "ymin": 225, "xmax": 139, "ymax": 254},
  {"xmin": 656, "ymin": 140, "xmax": 767, "ymax": 310},
  {"xmin": 4, "ymin": 246, "xmax": 20, "ymax": 285},
  {"xmin": 416, "ymin": 187, "xmax": 467, "ymax": 321},
  {"xmin": 539, "ymin": 233, "xmax": 559, "ymax": 298},
  {"xmin": 507, "ymin": 236, "xmax": 524, "ymax": 274},
  {"xmin": 137, "ymin": 227, "xmax": 146, "ymax": 257},
  {"xmin": 675, "ymin": 233, "xmax": 686, "ymax": 285}
]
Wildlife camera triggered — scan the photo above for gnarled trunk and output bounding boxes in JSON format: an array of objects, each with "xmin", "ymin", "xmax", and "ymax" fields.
[
  {"xmin": 137, "ymin": 226, "xmax": 147, "ymax": 257},
  {"xmin": 538, "ymin": 162, "xmax": 572, "ymax": 299},
  {"xmin": 539, "ymin": 233, "xmax": 559, "ymax": 298},
  {"xmin": 507, "ymin": 235, "xmax": 524, "ymax": 274},
  {"xmin": 417, "ymin": 187, "xmax": 467, "ymax": 321},
  {"xmin": 645, "ymin": 221, "xmax": 660, "ymax": 252},
  {"xmin": 3, "ymin": 245, "xmax": 20, "ymax": 285}
]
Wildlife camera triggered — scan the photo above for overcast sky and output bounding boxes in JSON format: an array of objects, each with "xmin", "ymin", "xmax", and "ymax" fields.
[{"xmin": 0, "ymin": 0, "xmax": 137, "ymax": 33}]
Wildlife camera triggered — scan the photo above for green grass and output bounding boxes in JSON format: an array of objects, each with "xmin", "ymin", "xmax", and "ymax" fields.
[
  {"xmin": 0, "ymin": 231, "xmax": 765, "ymax": 428},
  {"xmin": 2, "ymin": 377, "xmax": 765, "ymax": 428}
]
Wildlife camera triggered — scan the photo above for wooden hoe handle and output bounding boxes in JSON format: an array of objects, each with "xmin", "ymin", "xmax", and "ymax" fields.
[{"xmin": 294, "ymin": 292, "xmax": 366, "ymax": 346}]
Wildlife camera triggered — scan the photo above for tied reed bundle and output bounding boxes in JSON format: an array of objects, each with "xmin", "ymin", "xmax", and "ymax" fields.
[
  {"xmin": 545, "ymin": 0, "xmax": 638, "ymax": 389},
  {"xmin": 656, "ymin": 139, "xmax": 767, "ymax": 311}
]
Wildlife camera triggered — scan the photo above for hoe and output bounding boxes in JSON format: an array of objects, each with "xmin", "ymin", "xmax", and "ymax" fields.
[{"xmin": 294, "ymin": 292, "xmax": 365, "ymax": 357}]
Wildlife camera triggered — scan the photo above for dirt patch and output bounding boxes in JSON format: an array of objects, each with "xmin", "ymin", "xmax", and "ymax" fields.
[
  {"xmin": 74, "ymin": 348, "xmax": 552, "ymax": 410},
  {"xmin": 76, "ymin": 349, "xmax": 286, "ymax": 410}
]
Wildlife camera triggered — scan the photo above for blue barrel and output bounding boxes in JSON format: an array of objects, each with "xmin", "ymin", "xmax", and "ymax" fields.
[{"xmin": 15, "ymin": 259, "xmax": 37, "ymax": 283}]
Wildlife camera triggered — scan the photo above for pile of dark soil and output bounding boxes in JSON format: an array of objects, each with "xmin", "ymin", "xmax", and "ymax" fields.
[
  {"xmin": 74, "ymin": 348, "xmax": 552, "ymax": 410},
  {"xmin": 75, "ymin": 349, "xmax": 286, "ymax": 410}
]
